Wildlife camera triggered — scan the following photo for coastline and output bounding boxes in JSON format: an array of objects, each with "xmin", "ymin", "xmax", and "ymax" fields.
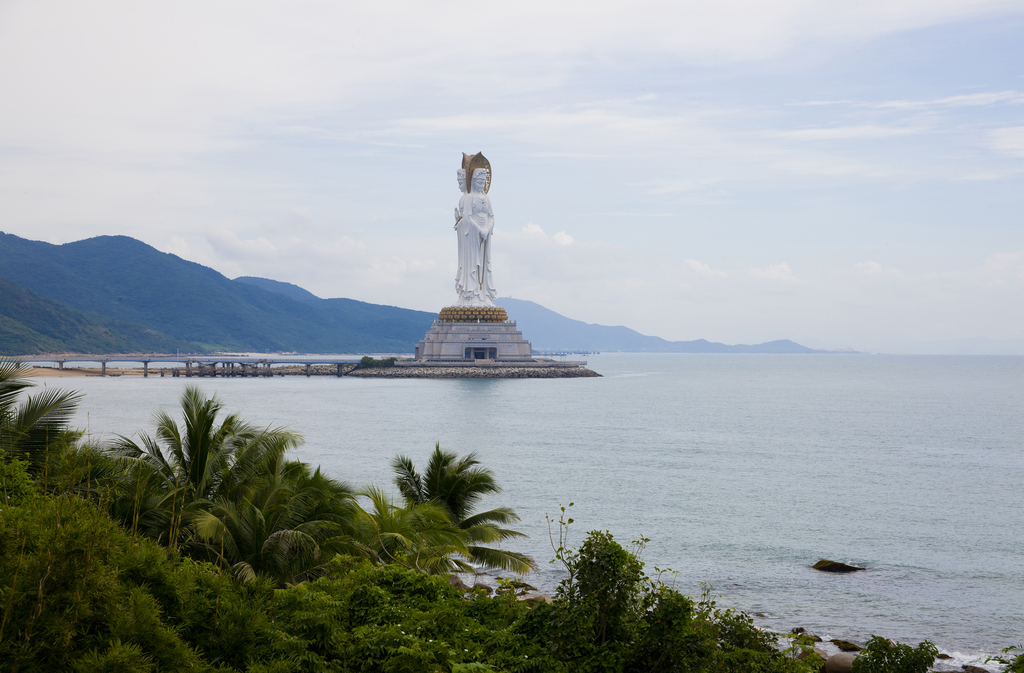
[
  {"xmin": 19, "ymin": 355, "xmax": 1023, "ymax": 664},
  {"xmin": 26, "ymin": 364, "xmax": 603, "ymax": 379}
]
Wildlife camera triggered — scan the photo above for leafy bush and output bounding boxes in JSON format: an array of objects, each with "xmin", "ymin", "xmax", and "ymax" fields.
[
  {"xmin": 988, "ymin": 645, "xmax": 1024, "ymax": 673},
  {"xmin": 0, "ymin": 450, "xmax": 34, "ymax": 505},
  {"xmin": 541, "ymin": 505, "xmax": 810, "ymax": 673},
  {"xmin": 358, "ymin": 356, "xmax": 397, "ymax": 368},
  {"xmin": 851, "ymin": 635, "xmax": 938, "ymax": 673},
  {"xmin": 0, "ymin": 494, "xmax": 220, "ymax": 671}
]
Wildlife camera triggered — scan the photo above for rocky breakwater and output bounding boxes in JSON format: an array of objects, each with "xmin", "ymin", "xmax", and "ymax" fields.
[{"xmin": 348, "ymin": 363, "xmax": 601, "ymax": 379}]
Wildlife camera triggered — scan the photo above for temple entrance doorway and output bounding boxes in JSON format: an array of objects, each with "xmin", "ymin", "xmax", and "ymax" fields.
[{"xmin": 465, "ymin": 347, "xmax": 497, "ymax": 360}]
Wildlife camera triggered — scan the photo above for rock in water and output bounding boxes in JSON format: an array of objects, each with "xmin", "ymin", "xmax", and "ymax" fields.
[
  {"xmin": 517, "ymin": 591, "xmax": 553, "ymax": 606},
  {"xmin": 830, "ymin": 639, "xmax": 862, "ymax": 652},
  {"xmin": 812, "ymin": 559, "xmax": 865, "ymax": 573},
  {"xmin": 824, "ymin": 652, "xmax": 857, "ymax": 673}
]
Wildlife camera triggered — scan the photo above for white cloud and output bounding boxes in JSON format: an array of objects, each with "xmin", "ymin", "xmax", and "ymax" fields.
[
  {"xmin": 991, "ymin": 126, "xmax": 1024, "ymax": 157},
  {"xmin": 982, "ymin": 251, "xmax": 1023, "ymax": 272},
  {"xmin": 520, "ymin": 223, "xmax": 549, "ymax": 240},
  {"xmin": 552, "ymin": 231, "xmax": 574, "ymax": 246},
  {"xmin": 649, "ymin": 178, "xmax": 721, "ymax": 194},
  {"xmin": 684, "ymin": 259, "xmax": 727, "ymax": 277},
  {"xmin": 957, "ymin": 172, "xmax": 1006, "ymax": 181},
  {"xmin": 771, "ymin": 125, "xmax": 924, "ymax": 141},
  {"xmin": 750, "ymin": 263, "xmax": 800, "ymax": 283},
  {"xmin": 852, "ymin": 261, "xmax": 903, "ymax": 278},
  {"xmin": 873, "ymin": 90, "xmax": 1024, "ymax": 109}
]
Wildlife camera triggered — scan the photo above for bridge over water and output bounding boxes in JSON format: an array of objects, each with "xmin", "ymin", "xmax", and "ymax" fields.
[{"xmin": 19, "ymin": 355, "xmax": 365, "ymax": 377}]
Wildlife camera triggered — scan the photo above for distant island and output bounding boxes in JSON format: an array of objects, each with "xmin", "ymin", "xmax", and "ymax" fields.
[{"xmin": 0, "ymin": 232, "xmax": 823, "ymax": 355}]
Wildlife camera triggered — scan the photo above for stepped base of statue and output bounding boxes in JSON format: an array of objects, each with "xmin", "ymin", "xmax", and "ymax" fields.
[{"xmin": 415, "ymin": 306, "xmax": 533, "ymax": 361}]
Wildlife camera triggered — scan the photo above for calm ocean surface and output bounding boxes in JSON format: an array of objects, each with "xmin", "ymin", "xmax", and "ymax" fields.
[{"xmin": 42, "ymin": 354, "xmax": 1024, "ymax": 663}]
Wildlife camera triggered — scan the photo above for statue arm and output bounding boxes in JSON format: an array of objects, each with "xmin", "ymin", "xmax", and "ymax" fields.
[
  {"xmin": 484, "ymin": 197, "xmax": 494, "ymax": 236},
  {"xmin": 454, "ymin": 195, "xmax": 466, "ymax": 228}
]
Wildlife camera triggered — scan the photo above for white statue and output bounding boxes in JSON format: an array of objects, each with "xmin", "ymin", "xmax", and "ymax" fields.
[{"xmin": 454, "ymin": 159, "xmax": 496, "ymax": 307}]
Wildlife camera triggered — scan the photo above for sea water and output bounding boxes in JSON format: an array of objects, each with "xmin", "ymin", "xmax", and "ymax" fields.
[{"xmin": 43, "ymin": 354, "xmax": 1024, "ymax": 664}]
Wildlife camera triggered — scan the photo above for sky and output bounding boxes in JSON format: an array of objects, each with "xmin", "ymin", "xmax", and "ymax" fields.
[{"xmin": 1, "ymin": 1, "xmax": 1022, "ymax": 352}]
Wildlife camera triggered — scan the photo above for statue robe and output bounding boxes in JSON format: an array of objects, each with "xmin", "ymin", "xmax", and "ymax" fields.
[{"xmin": 454, "ymin": 191, "xmax": 496, "ymax": 306}]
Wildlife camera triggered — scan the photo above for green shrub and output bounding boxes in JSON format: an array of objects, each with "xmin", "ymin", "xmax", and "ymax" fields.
[
  {"xmin": 0, "ymin": 450, "xmax": 34, "ymax": 505},
  {"xmin": 0, "ymin": 494, "xmax": 217, "ymax": 671},
  {"xmin": 542, "ymin": 523, "xmax": 808, "ymax": 673},
  {"xmin": 851, "ymin": 635, "xmax": 938, "ymax": 673},
  {"xmin": 358, "ymin": 356, "xmax": 397, "ymax": 368},
  {"xmin": 987, "ymin": 645, "xmax": 1024, "ymax": 673}
]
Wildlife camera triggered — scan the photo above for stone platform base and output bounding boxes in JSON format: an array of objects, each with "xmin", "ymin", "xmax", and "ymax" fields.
[
  {"xmin": 415, "ymin": 318, "xmax": 533, "ymax": 361},
  {"xmin": 348, "ymin": 364, "xmax": 601, "ymax": 378}
]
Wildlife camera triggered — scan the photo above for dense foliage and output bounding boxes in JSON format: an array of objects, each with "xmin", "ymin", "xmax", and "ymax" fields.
[{"xmin": 0, "ymin": 481, "xmax": 816, "ymax": 672}]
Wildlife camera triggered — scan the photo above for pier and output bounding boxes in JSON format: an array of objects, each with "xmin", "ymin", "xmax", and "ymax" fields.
[{"xmin": 19, "ymin": 355, "xmax": 363, "ymax": 378}]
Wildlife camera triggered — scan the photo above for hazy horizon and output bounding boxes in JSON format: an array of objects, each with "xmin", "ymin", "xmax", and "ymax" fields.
[{"xmin": 2, "ymin": 1, "xmax": 1022, "ymax": 352}]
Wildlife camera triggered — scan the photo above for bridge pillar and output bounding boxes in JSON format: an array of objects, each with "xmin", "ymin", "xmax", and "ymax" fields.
[
  {"xmin": 305, "ymin": 364, "xmax": 311, "ymax": 377},
  {"xmin": 185, "ymin": 362, "xmax": 191, "ymax": 377},
  {"xmin": 143, "ymin": 362, "xmax": 149, "ymax": 378},
  {"xmin": 337, "ymin": 363, "xmax": 343, "ymax": 377},
  {"xmin": 58, "ymin": 361, "xmax": 64, "ymax": 370},
  {"xmin": 101, "ymin": 361, "xmax": 106, "ymax": 376}
]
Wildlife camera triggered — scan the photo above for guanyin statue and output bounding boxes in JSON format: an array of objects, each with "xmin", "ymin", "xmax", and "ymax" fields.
[{"xmin": 453, "ymin": 153, "xmax": 496, "ymax": 307}]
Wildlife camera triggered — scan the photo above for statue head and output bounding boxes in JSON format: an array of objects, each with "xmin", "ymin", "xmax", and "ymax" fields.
[
  {"xmin": 461, "ymin": 152, "xmax": 491, "ymax": 193},
  {"xmin": 471, "ymin": 169, "xmax": 489, "ymax": 194},
  {"xmin": 457, "ymin": 169, "xmax": 467, "ymax": 193}
]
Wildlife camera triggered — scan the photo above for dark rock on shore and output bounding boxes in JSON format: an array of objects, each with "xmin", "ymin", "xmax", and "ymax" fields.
[
  {"xmin": 798, "ymin": 648, "xmax": 829, "ymax": 665},
  {"xmin": 813, "ymin": 559, "xmax": 865, "ymax": 573},
  {"xmin": 517, "ymin": 591, "xmax": 553, "ymax": 606},
  {"xmin": 830, "ymin": 639, "xmax": 862, "ymax": 652},
  {"xmin": 790, "ymin": 627, "xmax": 823, "ymax": 642}
]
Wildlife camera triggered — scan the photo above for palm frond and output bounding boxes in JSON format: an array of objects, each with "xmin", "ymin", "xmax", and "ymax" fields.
[
  {"xmin": 464, "ymin": 546, "xmax": 536, "ymax": 574},
  {"xmin": 459, "ymin": 506, "xmax": 522, "ymax": 529},
  {"xmin": 391, "ymin": 453, "xmax": 426, "ymax": 504}
]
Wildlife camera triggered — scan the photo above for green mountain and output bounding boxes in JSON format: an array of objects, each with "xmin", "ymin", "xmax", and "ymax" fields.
[
  {"xmin": 0, "ymin": 233, "xmax": 435, "ymax": 353},
  {"xmin": 498, "ymin": 298, "xmax": 823, "ymax": 353},
  {"xmin": 0, "ymin": 277, "xmax": 192, "ymax": 354},
  {"xmin": 234, "ymin": 276, "xmax": 321, "ymax": 304},
  {"xmin": 0, "ymin": 232, "xmax": 824, "ymax": 355}
]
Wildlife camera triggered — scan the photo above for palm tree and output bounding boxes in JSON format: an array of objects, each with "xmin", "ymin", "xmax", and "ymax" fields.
[
  {"xmin": 391, "ymin": 444, "xmax": 535, "ymax": 574},
  {"xmin": 191, "ymin": 461, "xmax": 356, "ymax": 585},
  {"xmin": 0, "ymin": 358, "xmax": 82, "ymax": 476},
  {"xmin": 347, "ymin": 485, "xmax": 473, "ymax": 575},
  {"xmin": 109, "ymin": 385, "xmax": 304, "ymax": 548}
]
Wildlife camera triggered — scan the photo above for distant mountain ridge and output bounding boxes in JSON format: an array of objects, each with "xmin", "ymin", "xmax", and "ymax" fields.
[
  {"xmin": 0, "ymin": 232, "xmax": 823, "ymax": 355},
  {"xmin": 234, "ymin": 276, "xmax": 322, "ymax": 305},
  {"xmin": 497, "ymin": 298, "xmax": 822, "ymax": 353},
  {"xmin": 0, "ymin": 232, "xmax": 434, "ymax": 353}
]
